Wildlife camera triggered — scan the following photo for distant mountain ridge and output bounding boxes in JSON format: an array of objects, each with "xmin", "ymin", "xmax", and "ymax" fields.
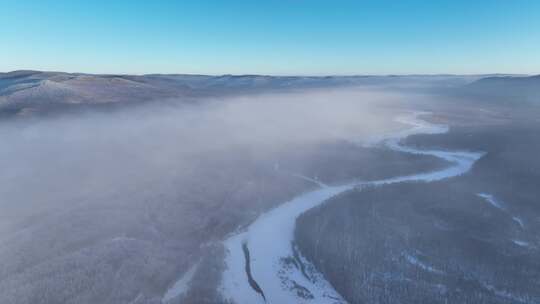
[
  {"xmin": 462, "ymin": 74, "xmax": 540, "ymax": 103},
  {"xmin": 0, "ymin": 70, "xmax": 527, "ymax": 117}
]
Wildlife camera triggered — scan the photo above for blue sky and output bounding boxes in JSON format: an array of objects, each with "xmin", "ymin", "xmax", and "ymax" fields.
[{"xmin": 1, "ymin": 0, "xmax": 539, "ymax": 75}]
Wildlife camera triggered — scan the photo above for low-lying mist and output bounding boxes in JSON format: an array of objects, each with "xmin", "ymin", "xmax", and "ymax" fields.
[
  {"xmin": 0, "ymin": 88, "xmax": 414, "ymax": 232},
  {"xmin": 0, "ymin": 87, "xmax": 436, "ymax": 304}
]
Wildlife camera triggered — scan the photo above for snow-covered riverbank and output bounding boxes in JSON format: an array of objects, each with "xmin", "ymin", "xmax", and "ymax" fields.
[{"xmin": 219, "ymin": 112, "xmax": 484, "ymax": 304}]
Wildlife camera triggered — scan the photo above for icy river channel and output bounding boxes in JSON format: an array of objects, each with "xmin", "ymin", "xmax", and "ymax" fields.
[{"xmin": 175, "ymin": 112, "xmax": 484, "ymax": 304}]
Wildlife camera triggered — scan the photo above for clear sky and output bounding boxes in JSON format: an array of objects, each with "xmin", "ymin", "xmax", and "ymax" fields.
[{"xmin": 1, "ymin": 0, "xmax": 539, "ymax": 75}]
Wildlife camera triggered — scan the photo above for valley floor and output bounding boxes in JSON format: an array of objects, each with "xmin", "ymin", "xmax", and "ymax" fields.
[{"xmin": 295, "ymin": 107, "xmax": 540, "ymax": 304}]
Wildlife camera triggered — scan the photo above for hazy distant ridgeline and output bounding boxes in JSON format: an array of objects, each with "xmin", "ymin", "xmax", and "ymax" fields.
[
  {"xmin": 0, "ymin": 70, "xmax": 193, "ymax": 116},
  {"xmin": 0, "ymin": 70, "xmax": 494, "ymax": 117},
  {"xmin": 460, "ymin": 75, "xmax": 540, "ymax": 104},
  {"xmin": 2, "ymin": 70, "xmax": 538, "ymax": 118}
]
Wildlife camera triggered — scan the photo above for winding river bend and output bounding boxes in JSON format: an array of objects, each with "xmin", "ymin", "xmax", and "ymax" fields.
[{"xmin": 219, "ymin": 112, "xmax": 484, "ymax": 304}]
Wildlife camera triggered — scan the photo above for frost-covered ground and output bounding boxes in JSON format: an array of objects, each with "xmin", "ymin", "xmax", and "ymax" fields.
[
  {"xmin": 294, "ymin": 106, "xmax": 540, "ymax": 304},
  {"xmin": 2, "ymin": 72, "xmax": 537, "ymax": 303},
  {"xmin": 219, "ymin": 112, "xmax": 483, "ymax": 304}
]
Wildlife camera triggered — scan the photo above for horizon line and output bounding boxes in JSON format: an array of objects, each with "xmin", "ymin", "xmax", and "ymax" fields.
[{"xmin": 0, "ymin": 69, "xmax": 533, "ymax": 78}]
